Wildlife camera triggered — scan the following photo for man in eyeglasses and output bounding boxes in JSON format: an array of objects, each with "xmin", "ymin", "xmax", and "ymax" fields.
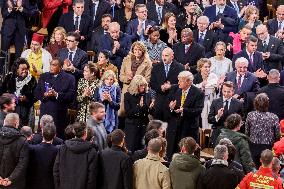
[{"xmin": 58, "ymin": 32, "xmax": 88, "ymax": 82}]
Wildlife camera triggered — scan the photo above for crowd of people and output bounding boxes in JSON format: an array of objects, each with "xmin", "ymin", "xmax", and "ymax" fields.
[{"xmin": 1, "ymin": 0, "xmax": 284, "ymax": 188}]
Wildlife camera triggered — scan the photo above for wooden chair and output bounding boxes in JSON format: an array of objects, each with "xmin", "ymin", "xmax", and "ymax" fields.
[
  {"xmin": 87, "ymin": 51, "xmax": 96, "ymax": 62},
  {"xmin": 199, "ymin": 128, "xmax": 212, "ymax": 149}
]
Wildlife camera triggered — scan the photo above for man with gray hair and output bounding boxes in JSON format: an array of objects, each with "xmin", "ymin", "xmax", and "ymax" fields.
[
  {"xmin": 193, "ymin": 15, "xmax": 218, "ymax": 57},
  {"xmin": 167, "ymin": 70, "xmax": 204, "ymax": 159},
  {"xmin": 0, "ymin": 113, "xmax": 29, "ymax": 188},
  {"xmin": 258, "ymin": 69, "xmax": 284, "ymax": 120},
  {"xmin": 197, "ymin": 145, "xmax": 239, "ymax": 189},
  {"xmin": 31, "ymin": 115, "xmax": 63, "ymax": 145},
  {"xmin": 134, "ymin": 138, "xmax": 171, "ymax": 189}
]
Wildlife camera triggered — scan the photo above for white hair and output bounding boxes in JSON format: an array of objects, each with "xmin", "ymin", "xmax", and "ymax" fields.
[
  {"xmin": 235, "ymin": 57, "xmax": 249, "ymax": 67},
  {"xmin": 214, "ymin": 145, "xmax": 228, "ymax": 160},
  {"xmin": 40, "ymin": 114, "xmax": 54, "ymax": 127},
  {"xmin": 178, "ymin": 71, "xmax": 194, "ymax": 82},
  {"xmin": 4, "ymin": 113, "xmax": 19, "ymax": 127},
  {"xmin": 197, "ymin": 16, "xmax": 209, "ymax": 24}
]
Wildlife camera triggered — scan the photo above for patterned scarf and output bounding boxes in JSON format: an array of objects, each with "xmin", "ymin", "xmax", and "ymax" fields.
[{"xmin": 15, "ymin": 73, "xmax": 32, "ymax": 97}]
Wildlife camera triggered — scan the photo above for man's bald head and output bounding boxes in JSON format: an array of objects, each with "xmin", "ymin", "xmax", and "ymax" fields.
[
  {"xmin": 256, "ymin": 24, "xmax": 268, "ymax": 40},
  {"xmin": 268, "ymin": 69, "xmax": 280, "ymax": 83},
  {"xmin": 162, "ymin": 47, "xmax": 174, "ymax": 64}
]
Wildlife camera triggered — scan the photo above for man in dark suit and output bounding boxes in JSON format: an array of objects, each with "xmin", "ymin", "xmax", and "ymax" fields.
[
  {"xmin": 226, "ymin": 0, "xmax": 241, "ymax": 17},
  {"xmin": 27, "ymin": 124, "xmax": 58, "ymax": 189},
  {"xmin": 281, "ymin": 70, "xmax": 284, "ymax": 86},
  {"xmin": 90, "ymin": 14, "xmax": 112, "ymax": 53},
  {"xmin": 267, "ymin": 5, "xmax": 284, "ymax": 39},
  {"xmin": 258, "ymin": 69, "xmax": 284, "ymax": 121},
  {"xmin": 208, "ymin": 81, "xmax": 243, "ymax": 146},
  {"xmin": 203, "ymin": 0, "xmax": 239, "ymax": 41},
  {"xmin": 146, "ymin": 0, "xmax": 177, "ymax": 25},
  {"xmin": 1, "ymin": 0, "xmax": 27, "ymax": 60},
  {"xmin": 34, "ymin": 58, "xmax": 76, "ymax": 139},
  {"xmin": 98, "ymin": 22, "xmax": 132, "ymax": 70},
  {"xmin": 173, "ymin": 28, "xmax": 205, "ymax": 74},
  {"xmin": 150, "ymin": 47, "xmax": 184, "ymax": 121},
  {"xmin": 193, "ymin": 15, "xmax": 218, "ymax": 58},
  {"xmin": 84, "ymin": 0, "xmax": 111, "ymax": 29},
  {"xmin": 167, "ymin": 71, "xmax": 204, "ymax": 158},
  {"xmin": 256, "ymin": 24, "xmax": 284, "ymax": 71},
  {"xmin": 58, "ymin": 0, "xmax": 93, "ymax": 51},
  {"xmin": 232, "ymin": 35, "xmax": 265, "ymax": 74},
  {"xmin": 58, "ymin": 32, "xmax": 88, "ymax": 82},
  {"xmin": 126, "ymin": 4, "xmax": 156, "ymax": 41}
]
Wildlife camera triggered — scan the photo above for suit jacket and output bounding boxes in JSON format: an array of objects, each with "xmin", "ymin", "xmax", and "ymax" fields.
[
  {"xmin": 173, "ymin": 42, "xmax": 205, "ymax": 74},
  {"xmin": 98, "ymin": 32, "xmax": 132, "ymax": 69},
  {"xmin": 89, "ymin": 26, "xmax": 106, "ymax": 53},
  {"xmin": 84, "ymin": 0, "xmax": 111, "ymax": 29},
  {"xmin": 34, "ymin": 71, "xmax": 76, "ymax": 137},
  {"xmin": 58, "ymin": 47, "xmax": 88, "ymax": 81},
  {"xmin": 232, "ymin": 49, "xmax": 264, "ymax": 73},
  {"xmin": 58, "ymin": 12, "xmax": 93, "ymax": 50},
  {"xmin": 281, "ymin": 70, "xmax": 284, "ymax": 86},
  {"xmin": 114, "ymin": 8, "xmax": 137, "ymax": 33},
  {"xmin": 203, "ymin": 5, "xmax": 239, "ymax": 35},
  {"xmin": 225, "ymin": 71, "xmax": 260, "ymax": 95},
  {"xmin": 126, "ymin": 18, "xmax": 156, "ymax": 41},
  {"xmin": 27, "ymin": 143, "xmax": 58, "ymax": 189},
  {"xmin": 258, "ymin": 83, "xmax": 284, "ymax": 121},
  {"xmin": 267, "ymin": 18, "xmax": 279, "ymax": 35},
  {"xmin": 257, "ymin": 35, "xmax": 284, "ymax": 71},
  {"xmin": 146, "ymin": 1, "xmax": 177, "ymax": 25},
  {"xmin": 208, "ymin": 97, "xmax": 243, "ymax": 129},
  {"xmin": 193, "ymin": 29, "xmax": 218, "ymax": 58}
]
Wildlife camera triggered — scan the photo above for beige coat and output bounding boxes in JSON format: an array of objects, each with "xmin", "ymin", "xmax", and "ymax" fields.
[
  {"xmin": 133, "ymin": 154, "xmax": 171, "ymax": 189},
  {"xmin": 119, "ymin": 54, "xmax": 152, "ymax": 116}
]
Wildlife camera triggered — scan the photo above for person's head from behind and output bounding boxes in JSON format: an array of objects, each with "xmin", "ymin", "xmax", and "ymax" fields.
[
  {"xmin": 0, "ymin": 93, "xmax": 16, "ymax": 112},
  {"xmin": 260, "ymin": 149, "xmax": 274, "ymax": 168},
  {"xmin": 147, "ymin": 138, "xmax": 163, "ymax": 155},
  {"xmin": 225, "ymin": 114, "xmax": 242, "ymax": 131},
  {"xmin": 89, "ymin": 102, "xmax": 106, "ymax": 122},
  {"xmin": 214, "ymin": 145, "xmax": 228, "ymax": 161},
  {"xmin": 42, "ymin": 123, "xmax": 56, "ymax": 142},
  {"xmin": 73, "ymin": 122, "xmax": 87, "ymax": 140},
  {"xmin": 20, "ymin": 126, "xmax": 33, "ymax": 140},
  {"xmin": 254, "ymin": 93, "xmax": 269, "ymax": 112},
  {"xmin": 219, "ymin": 138, "xmax": 236, "ymax": 163},
  {"xmin": 111, "ymin": 129, "xmax": 125, "ymax": 146},
  {"xmin": 65, "ymin": 124, "xmax": 75, "ymax": 140},
  {"xmin": 145, "ymin": 129, "xmax": 160, "ymax": 147},
  {"xmin": 267, "ymin": 69, "xmax": 280, "ymax": 84},
  {"xmin": 272, "ymin": 157, "xmax": 281, "ymax": 174},
  {"xmin": 158, "ymin": 137, "xmax": 167, "ymax": 158},
  {"xmin": 147, "ymin": 120, "xmax": 167, "ymax": 137},
  {"xmin": 179, "ymin": 137, "xmax": 197, "ymax": 155},
  {"xmin": 40, "ymin": 114, "xmax": 54, "ymax": 129},
  {"xmin": 4, "ymin": 113, "xmax": 19, "ymax": 128}
]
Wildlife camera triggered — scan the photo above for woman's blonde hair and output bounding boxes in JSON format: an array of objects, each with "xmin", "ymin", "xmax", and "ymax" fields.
[
  {"xmin": 243, "ymin": 5, "xmax": 259, "ymax": 21},
  {"xmin": 197, "ymin": 58, "xmax": 211, "ymax": 72},
  {"xmin": 161, "ymin": 12, "xmax": 176, "ymax": 30},
  {"xmin": 127, "ymin": 75, "xmax": 148, "ymax": 95},
  {"xmin": 50, "ymin": 27, "xmax": 67, "ymax": 44},
  {"xmin": 130, "ymin": 41, "xmax": 148, "ymax": 59},
  {"xmin": 100, "ymin": 70, "xmax": 118, "ymax": 85}
]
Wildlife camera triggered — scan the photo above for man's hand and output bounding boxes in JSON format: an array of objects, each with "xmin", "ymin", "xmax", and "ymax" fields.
[
  {"xmin": 217, "ymin": 107, "xmax": 224, "ymax": 118},
  {"xmin": 2, "ymin": 178, "xmax": 12, "ymax": 186},
  {"xmin": 164, "ymin": 81, "xmax": 171, "ymax": 90},
  {"xmin": 149, "ymin": 99, "xmax": 155, "ymax": 109},
  {"xmin": 114, "ymin": 41, "xmax": 120, "ymax": 49},
  {"xmin": 184, "ymin": 63, "xmax": 190, "ymax": 70},
  {"xmin": 7, "ymin": 0, "xmax": 13, "ymax": 9},
  {"xmin": 169, "ymin": 100, "xmax": 177, "ymax": 110},
  {"xmin": 16, "ymin": 0, "xmax": 22, "ymax": 8},
  {"xmin": 174, "ymin": 107, "xmax": 183, "ymax": 113},
  {"xmin": 254, "ymin": 68, "xmax": 267, "ymax": 78},
  {"xmin": 48, "ymin": 89, "xmax": 58, "ymax": 97}
]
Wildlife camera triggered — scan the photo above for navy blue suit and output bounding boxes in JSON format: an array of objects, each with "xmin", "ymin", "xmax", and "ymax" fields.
[
  {"xmin": 34, "ymin": 71, "xmax": 76, "ymax": 138},
  {"xmin": 58, "ymin": 12, "xmax": 93, "ymax": 51},
  {"xmin": 58, "ymin": 47, "xmax": 88, "ymax": 81},
  {"xmin": 267, "ymin": 18, "xmax": 279, "ymax": 35},
  {"xmin": 232, "ymin": 49, "xmax": 264, "ymax": 73},
  {"xmin": 27, "ymin": 142, "xmax": 58, "ymax": 189},
  {"xmin": 126, "ymin": 18, "xmax": 156, "ymax": 41},
  {"xmin": 203, "ymin": 5, "xmax": 238, "ymax": 40},
  {"xmin": 98, "ymin": 32, "xmax": 132, "ymax": 69},
  {"xmin": 280, "ymin": 70, "xmax": 284, "ymax": 86}
]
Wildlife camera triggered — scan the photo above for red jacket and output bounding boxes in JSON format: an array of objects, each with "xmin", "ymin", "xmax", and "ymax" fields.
[
  {"xmin": 237, "ymin": 167, "xmax": 283, "ymax": 189},
  {"xmin": 273, "ymin": 138, "xmax": 284, "ymax": 157}
]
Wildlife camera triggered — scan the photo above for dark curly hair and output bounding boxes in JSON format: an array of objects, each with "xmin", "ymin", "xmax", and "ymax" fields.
[{"xmin": 12, "ymin": 58, "xmax": 30, "ymax": 74}]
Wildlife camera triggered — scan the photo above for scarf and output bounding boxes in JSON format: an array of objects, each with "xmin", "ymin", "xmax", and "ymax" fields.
[
  {"xmin": 131, "ymin": 56, "xmax": 143, "ymax": 76},
  {"xmin": 211, "ymin": 159, "xmax": 228, "ymax": 166},
  {"xmin": 15, "ymin": 73, "xmax": 32, "ymax": 97},
  {"xmin": 99, "ymin": 84, "xmax": 117, "ymax": 133}
]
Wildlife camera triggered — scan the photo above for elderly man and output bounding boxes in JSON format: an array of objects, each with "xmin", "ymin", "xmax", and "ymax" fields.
[
  {"xmin": 256, "ymin": 24, "xmax": 284, "ymax": 71},
  {"xmin": 0, "ymin": 113, "xmax": 29, "ymax": 189},
  {"xmin": 167, "ymin": 71, "xmax": 204, "ymax": 159},
  {"xmin": 99, "ymin": 22, "xmax": 132, "ymax": 70},
  {"xmin": 173, "ymin": 28, "xmax": 205, "ymax": 74},
  {"xmin": 267, "ymin": 5, "xmax": 284, "ymax": 38},
  {"xmin": 150, "ymin": 47, "xmax": 184, "ymax": 121},
  {"xmin": 134, "ymin": 138, "xmax": 171, "ymax": 189},
  {"xmin": 193, "ymin": 16, "xmax": 218, "ymax": 58},
  {"xmin": 34, "ymin": 58, "xmax": 76, "ymax": 139},
  {"xmin": 197, "ymin": 145, "xmax": 239, "ymax": 189},
  {"xmin": 126, "ymin": 4, "xmax": 156, "ymax": 41},
  {"xmin": 258, "ymin": 69, "xmax": 284, "ymax": 121}
]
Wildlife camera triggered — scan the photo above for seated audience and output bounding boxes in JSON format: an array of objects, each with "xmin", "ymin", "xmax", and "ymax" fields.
[
  {"xmin": 94, "ymin": 50, "xmax": 118, "ymax": 79},
  {"xmin": 45, "ymin": 27, "xmax": 67, "ymax": 58}
]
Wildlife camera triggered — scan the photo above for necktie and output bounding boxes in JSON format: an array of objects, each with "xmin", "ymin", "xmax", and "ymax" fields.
[
  {"xmin": 140, "ymin": 22, "xmax": 145, "ymax": 41},
  {"xmin": 185, "ymin": 45, "xmax": 189, "ymax": 54},
  {"xmin": 165, "ymin": 64, "xmax": 169, "ymax": 77},
  {"xmin": 75, "ymin": 16, "xmax": 79, "ymax": 30},
  {"xmin": 93, "ymin": 3, "xmax": 97, "ymax": 20},
  {"xmin": 249, "ymin": 53, "xmax": 253, "ymax": 65},
  {"xmin": 278, "ymin": 21, "xmax": 283, "ymax": 30},
  {"xmin": 198, "ymin": 32, "xmax": 204, "ymax": 44},
  {"xmin": 68, "ymin": 51, "xmax": 73, "ymax": 62},
  {"xmin": 181, "ymin": 91, "xmax": 187, "ymax": 107},
  {"xmin": 262, "ymin": 41, "xmax": 268, "ymax": 52},
  {"xmin": 234, "ymin": 2, "xmax": 239, "ymax": 15},
  {"xmin": 158, "ymin": 6, "xmax": 162, "ymax": 24},
  {"xmin": 223, "ymin": 100, "xmax": 229, "ymax": 117},
  {"xmin": 237, "ymin": 75, "xmax": 242, "ymax": 90}
]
